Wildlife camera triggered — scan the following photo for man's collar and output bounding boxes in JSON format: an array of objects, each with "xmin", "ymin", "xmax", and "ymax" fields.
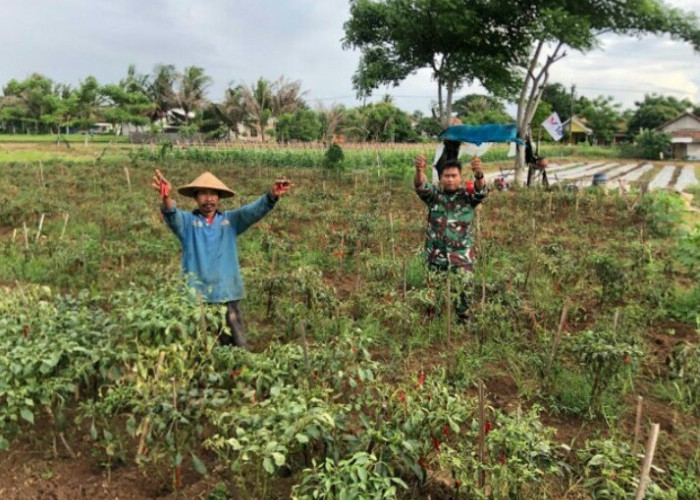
[{"xmin": 192, "ymin": 209, "xmax": 222, "ymax": 217}]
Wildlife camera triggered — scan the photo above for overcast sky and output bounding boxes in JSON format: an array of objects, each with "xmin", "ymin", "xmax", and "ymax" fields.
[{"xmin": 2, "ymin": 0, "xmax": 699, "ymax": 116}]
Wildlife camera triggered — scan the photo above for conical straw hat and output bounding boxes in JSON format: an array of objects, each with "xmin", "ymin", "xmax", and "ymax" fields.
[{"xmin": 177, "ymin": 172, "xmax": 235, "ymax": 198}]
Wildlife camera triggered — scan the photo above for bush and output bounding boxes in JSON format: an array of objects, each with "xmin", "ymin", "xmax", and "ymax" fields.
[
  {"xmin": 322, "ymin": 142, "xmax": 345, "ymax": 171},
  {"xmin": 634, "ymin": 129, "xmax": 671, "ymax": 160}
]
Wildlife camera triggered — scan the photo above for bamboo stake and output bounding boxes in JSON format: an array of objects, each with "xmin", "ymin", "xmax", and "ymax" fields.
[
  {"xmin": 548, "ymin": 192, "xmax": 553, "ymax": 213},
  {"xmin": 446, "ymin": 274, "xmax": 451, "ymax": 343},
  {"xmin": 613, "ymin": 309, "xmax": 621, "ymax": 332},
  {"xmin": 633, "ymin": 396, "xmax": 644, "ymax": 453},
  {"xmin": 299, "ymin": 320, "xmax": 313, "ymax": 389},
  {"xmin": 136, "ymin": 351, "xmax": 166, "ymax": 458},
  {"xmin": 478, "ymin": 380, "xmax": 486, "ymax": 489},
  {"xmin": 634, "ymin": 423, "xmax": 660, "ymax": 500},
  {"xmin": 39, "ymin": 161, "xmax": 44, "ymax": 186},
  {"xmin": 402, "ymin": 260, "xmax": 407, "ymax": 300},
  {"xmin": 389, "ymin": 212, "xmax": 396, "ymax": 262},
  {"xmin": 124, "ymin": 166, "xmax": 131, "ymax": 192},
  {"xmin": 35, "ymin": 213, "xmax": 45, "ymax": 242},
  {"xmin": 546, "ymin": 303, "xmax": 570, "ymax": 374},
  {"xmin": 12, "ymin": 228, "xmax": 17, "ymax": 242},
  {"xmin": 59, "ymin": 213, "xmax": 70, "ymax": 241},
  {"xmin": 22, "ymin": 222, "xmax": 29, "ymax": 250}
]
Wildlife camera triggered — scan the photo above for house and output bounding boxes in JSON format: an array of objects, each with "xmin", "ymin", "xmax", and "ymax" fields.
[
  {"xmin": 561, "ymin": 115, "xmax": 593, "ymax": 144},
  {"xmin": 656, "ymin": 112, "xmax": 700, "ymax": 161}
]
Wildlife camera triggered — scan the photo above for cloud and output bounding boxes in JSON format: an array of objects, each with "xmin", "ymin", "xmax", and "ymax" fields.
[{"xmin": 1, "ymin": 0, "xmax": 698, "ymax": 115}]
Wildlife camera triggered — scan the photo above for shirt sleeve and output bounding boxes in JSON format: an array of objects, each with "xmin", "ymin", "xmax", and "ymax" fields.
[
  {"xmin": 228, "ymin": 193, "xmax": 277, "ymax": 235},
  {"xmin": 470, "ymin": 183, "xmax": 489, "ymax": 207},
  {"xmin": 415, "ymin": 180, "xmax": 437, "ymax": 205},
  {"xmin": 161, "ymin": 203, "xmax": 189, "ymax": 243}
]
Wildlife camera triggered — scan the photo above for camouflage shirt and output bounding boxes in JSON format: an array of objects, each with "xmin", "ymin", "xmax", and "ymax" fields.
[{"xmin": 415, "ymin": 180, "xmax": 488, "ymax": 271}]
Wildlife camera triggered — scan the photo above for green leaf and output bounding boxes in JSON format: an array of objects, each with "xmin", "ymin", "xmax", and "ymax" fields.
[
  {"xmin": 0, "ymin": 436, "xmax": 9, "ymax": 451},
  {"xmin": 295, "ymin": 433, "xmax": 310, "ymax": 444},
  {"xmin": 191, "ymin": 453, "xmax": 208, "ymax": 475},
  {"xmin": 20, "ymin": 408, "xmax": 34, "ymax": 424},
  {"xmin": 357, "ymin": 467, "xmax": 368, "ymax": 483},
  {"xmin": 272, "ymin": 452, "xmax": 286, "ymax": 467},
  {"xmin": 263, "ymin": 457, "xmax": 275, "ymax": 474}
]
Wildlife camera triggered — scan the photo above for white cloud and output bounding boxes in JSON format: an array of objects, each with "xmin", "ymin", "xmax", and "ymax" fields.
[{"xmin": 1, "ymin": 0, "xmax": 698, "ymax": 114}]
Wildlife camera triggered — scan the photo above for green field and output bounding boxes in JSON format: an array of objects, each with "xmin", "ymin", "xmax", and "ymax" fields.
[{"xmin": 0, "ymin": 154, "xmax": 698, "ymax": 499}]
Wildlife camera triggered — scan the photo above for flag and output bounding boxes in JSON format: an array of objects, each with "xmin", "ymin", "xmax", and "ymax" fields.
[{"xmin": 542, "ymin": 112, "xmax": 564, "ymax": 141}]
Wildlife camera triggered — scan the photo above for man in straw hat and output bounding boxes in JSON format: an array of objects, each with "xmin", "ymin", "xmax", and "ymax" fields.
[{"xmin": 152, "ymin": 169, "xmax": 291, "ymax": 348}]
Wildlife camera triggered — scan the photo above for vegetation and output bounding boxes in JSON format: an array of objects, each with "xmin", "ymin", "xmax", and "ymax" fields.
[{"xmin": 0, "ymin": 154, "xmax": 698, "ymax": 498}]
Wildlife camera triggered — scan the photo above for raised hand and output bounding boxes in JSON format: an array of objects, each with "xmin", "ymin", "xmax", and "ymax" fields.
[{"xmin": 152, "ymin": 169, "xmax": 172, "ymax": 199}]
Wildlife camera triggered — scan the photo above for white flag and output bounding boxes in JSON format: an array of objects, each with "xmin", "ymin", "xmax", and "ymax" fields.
[{"xmin": 542, "ymin": 112, "xmax": 564, "ymax": 141}]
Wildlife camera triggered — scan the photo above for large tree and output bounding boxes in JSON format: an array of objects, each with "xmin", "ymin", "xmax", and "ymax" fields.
[
  {"xmin": 627, "ymin": 94, "xmax": 694, "ymax": 134},
  {"xmin": 576, "ymin": 95, "xmax": 622, "ymax": 144},
  {"xmin": 511, "ymin": 0, "xmax": 700, "ymax": 182},
  {"xmin": 452, "ymin": 94, "xmax": 513, "ymax": 125},
  {"xmin": 149, "ymin": 64, "xmax": 177, "ymax": 121},
  {"xmin": 2, "ymin": 74, "xmax": 57, "ymax": 133},
  {"xmin": 343, "ymin": 0, "xmax": 530, "ymax": 128}
]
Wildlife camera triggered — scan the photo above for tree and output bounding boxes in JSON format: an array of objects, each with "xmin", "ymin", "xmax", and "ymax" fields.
[
  {"xmin": 627, "ymin": 94, "xmax": 694, "ymax": 134},
  {"xmin": 317, "ymin": 103, "xmax": 346, "ymax": 142},
  {"xmin": 2, "ymin": 74, "xmax": 57, "ymax": 133},
  {"xmin": 71, "ymin": 76, "xmax": 103, "ymax": 132},
  {"xmin": 212, "ymin": 84, "xmax": 251, "ymax": 139},
  {"xmin": 100, "ymin": 84, "xmax": 153, "ymax": 135},
  {"xmin": 540, "ymin": 83, "xmax": 573, "ymax": 123},
  {"xmin": 149, "ymin": 64, "xmax": 177, "ymax": 121},
  {"xmin": 360, "ymin": 101, "xmax": 417, "ymax": 142},
  {"xmin": 413, "ymin": 110, "xmax": 442, "ymax": 139},
  {"xmin": 576, "ymin": 95, "xmax": 622, "ymax": 144},
  {"xmin": 511, "ymin": 0, "xmax": 700, "ymax": 182},
  {"xmin": 239, "ymin": 77, "xmax": 307, "ymax": 141},
  {"xmin": 343, "ymin": 0, "xmax": 530, "ymax": 128},
  {"xmin": 175, "ymin": 66, "xmax": 212, "ymax": 124},
  {"xmin": 452, "ymin": 94, "xmax": 512, "ymax": 125},
  {"xmin": 275, "ymin": 109, "xmax": 322, "ymax": 142}
]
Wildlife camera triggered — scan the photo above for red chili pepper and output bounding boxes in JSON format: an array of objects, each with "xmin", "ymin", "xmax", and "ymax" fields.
[
  {"xmin": 465, "ymin": 180, "xmax": 475, "ymax": 195},
  {"xmin": 397, "ymin": 390, "xmax": 406, "ymax": 403},
  {"xmin": 418, "ymin": 457, "xmax": 430, "ymax": 470},
  {"xmin": 443, "ymin": 424, "xmax": 450, "ymax": 437},
  {"xmin": 499, "ymin": 451, "xmax": 506, "ymax": 464},
  {"xmin": 352, "ymin": 347, "xmax": 359, "ymax": 354},
  {"xmin": 432, "ymin": 437, "xmax": 441, "ymax": 451},
  {"xmin": 485, "ymin": 421, "xmax": 492, "ymax": 435},
  {"xmin": 455, "ymin": 480, "xmax": 462, "ymax": 488},
  {"xmin": 623, "ymin": 356, "xmax": 630, "ymax": 364},
  {"xmin": 159, "ymin": 181, "xmax": 168, "ymax": 199},
  {"xmin": 230, "ymin": 368, "xmax": 241, "ymax": 378},
  {"xmin": 416, "ymin": 371, "xmax": 425, "ymax": 389}
]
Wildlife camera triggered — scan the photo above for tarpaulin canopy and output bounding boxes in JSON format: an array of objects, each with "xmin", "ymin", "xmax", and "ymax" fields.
[{"xmin": 439, "ymin": 124, "xmax": 523, "ymax": 146}]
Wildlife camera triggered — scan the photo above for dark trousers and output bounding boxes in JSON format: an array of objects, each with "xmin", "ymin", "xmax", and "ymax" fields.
[{"xmin": 219, "ymin": 300, "xmax": 248, "ymax": 349}]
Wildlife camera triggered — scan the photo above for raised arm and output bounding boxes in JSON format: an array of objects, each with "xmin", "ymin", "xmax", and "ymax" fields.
[
  {"xmin": 414, "ymin": 155, "xmax": 427, "ymax": 187},
  {"xmin": 152, "ymin": 169, "xmax": 174, "ymax": 210},
  {"xmin": 152, "ymin": 169, "xmax": 187, "ymax": 241}
]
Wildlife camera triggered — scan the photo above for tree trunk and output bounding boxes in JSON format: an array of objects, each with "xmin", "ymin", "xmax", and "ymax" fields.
[
  {"xmin": 436, "ymin": 78, "xmax": 444, "ymax": 128},
  {"xmin": 444, "ymin": 80, "xmax": 455, "ymax": 129}
]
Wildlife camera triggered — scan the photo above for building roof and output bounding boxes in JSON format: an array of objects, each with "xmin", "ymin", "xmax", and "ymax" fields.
[
  {"xmin": 656, "ymin": 111, "xmax": 700, "ymax": 131},
  {"xmin": 561, "ymin": 115, "xmax": 593, "ymax": 134}
]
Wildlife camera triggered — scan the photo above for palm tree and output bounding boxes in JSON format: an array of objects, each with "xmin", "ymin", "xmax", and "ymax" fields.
[
  {"xmin": 241, "ymin": 78, "xmax": 273, "ymax": 141},
  {"xmin": 149, "ymin": 64, "xmax": 177, "ymax": 121},
  {"xmin": 215, "ymin": 84, "xmax": 251, "ymax": 139},
  {"xmin": 176, "ymin": 66, "xmax": 212, "ymax": 124},
  {"xmin": 317, "ymin": 103, "xmax": 345, "ymax": 142}
]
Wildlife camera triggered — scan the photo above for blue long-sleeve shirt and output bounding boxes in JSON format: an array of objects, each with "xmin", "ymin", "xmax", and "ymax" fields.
[{"xmin": 161, "ymin": 193, "xmax": 277, "ymax": 302}]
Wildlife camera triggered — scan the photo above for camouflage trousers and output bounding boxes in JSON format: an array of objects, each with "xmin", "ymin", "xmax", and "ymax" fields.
[{"xmin": 426, "ymin": 264, "xmax": 474, "ymax": 320}]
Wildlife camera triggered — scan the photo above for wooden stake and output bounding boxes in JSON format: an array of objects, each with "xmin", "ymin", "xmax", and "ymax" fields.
[
  {"xmin": 446, "ymin": 274, "xmax": 451, "ymax": 343},
  {"xmin": 39, "ymin": 161, "xmax": 45, "ymax": 186},
  {"xmin": 35, "ymin": 213, "xmax": 45, "ymax": 242},
  {"xmin": 22, "ymin": 222, "xmax": 29, "ymax": 250},
  {"xmin": 548, "ymin": 192, "xmax": 553, "ymax": 213},
  {"xmin": 633, "ymin": 396, "xmax": 644, "ymax": 453},
  {"xmin": 478, "ymin": 380, "xmax": 486, "ymax": 489},
  {"xmin": 546, "ymin": 303, "xmax": 570, "ymax": 374},
  {"xmin": 634, "ymin": 423, "xmax": 660, "ymax": 500},
  {"xmin": 12, "ymin": 228, "xmax": 17, "ymax": 243},
  {"xmin": 389, "ymin": 212, "xmax": 396, "ymax": 262},
  {"xmin": 613, "ymin": 309, "xmax": 621, "ymax": 332},
  {"xmin": 59, "ymin": 213, "xmax": 70, "ymax": 241},
  {"xmin": 299, "ymin": 320, "xmax": 312, "ymax": 389},
  {"xmin": 124, "ymin": 166, "xmax": 131, "ymax": 192},
  {"xmin": 402, "ymin": 260, "xmax": 407, "ymax": 300}
]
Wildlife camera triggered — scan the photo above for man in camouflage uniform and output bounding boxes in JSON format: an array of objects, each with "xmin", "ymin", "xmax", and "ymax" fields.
[{"xmin": 414, "ymin": 154, "xmax": 487, "ymax": 319}]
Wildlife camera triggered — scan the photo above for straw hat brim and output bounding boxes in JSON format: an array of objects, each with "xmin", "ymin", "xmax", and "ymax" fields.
[{"xmin": 177, "ymin": 172, "xmax": 235, "ymax": 199}]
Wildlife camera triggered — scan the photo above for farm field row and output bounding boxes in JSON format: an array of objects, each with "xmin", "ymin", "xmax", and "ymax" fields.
[{"xmin": 0, "ymin": 158, "xmax": 698, "ymax": 499}]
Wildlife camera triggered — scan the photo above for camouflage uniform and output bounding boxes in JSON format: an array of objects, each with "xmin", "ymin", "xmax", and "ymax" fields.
[
  {"xmin": 415, "ymin": 181, "xmax": 487, "ymax": 272},
  {"xmin": 415, "ymin": 180, "xmax": 488, "ymax": 316}
]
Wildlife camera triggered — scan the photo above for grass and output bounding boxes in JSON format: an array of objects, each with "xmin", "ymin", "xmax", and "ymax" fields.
[{"xmin": 0, "ymin": 133, "xmax": 128, "ymax": 143}]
